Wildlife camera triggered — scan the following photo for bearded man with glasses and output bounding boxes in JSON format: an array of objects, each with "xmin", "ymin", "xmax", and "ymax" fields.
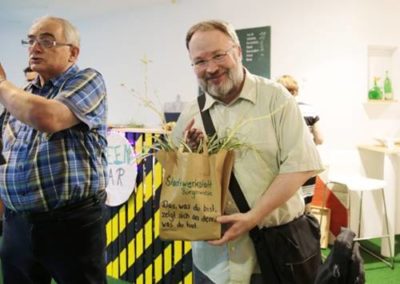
[
  {"xmin": 0, "ymin": 16, "xmax": 108, "ymax": 283},
  {"xmin": 171, "ymin": 20, "xmax": 324, "ymax": 284}
]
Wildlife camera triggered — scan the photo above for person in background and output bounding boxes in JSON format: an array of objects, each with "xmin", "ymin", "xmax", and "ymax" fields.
[
  {"xmin": 23, "ymin": 66, "xmax": 38, "ymax": 82},
  {"xmin": 172, "ymin": 20, "xmax": 324, "ymax": 284},
  {"xmin": 277, "ymin": 74, "xmax": 324, "ymax": 211},
  {"xmin": 0, "ymin": 16, "xmax": 108, "ymax": 283}
]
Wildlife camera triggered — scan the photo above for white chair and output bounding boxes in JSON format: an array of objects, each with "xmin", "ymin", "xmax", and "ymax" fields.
[{"xmin": 328, "ymin": 173, "xmax": 394, "ymax": 269}]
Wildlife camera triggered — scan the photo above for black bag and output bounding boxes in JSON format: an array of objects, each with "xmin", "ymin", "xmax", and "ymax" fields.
[
  {"xmin": 314, "ymin": 227, "xmax": 365, "ymax": 284},
  {"xmin": 250, "ymin": 214, "xmax": 322, "ymax": 283}
]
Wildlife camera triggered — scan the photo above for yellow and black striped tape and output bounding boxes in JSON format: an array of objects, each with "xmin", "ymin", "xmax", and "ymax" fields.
[{"xmin": 105, "ymin": 131, "xmax": 193, "ymax": 283}]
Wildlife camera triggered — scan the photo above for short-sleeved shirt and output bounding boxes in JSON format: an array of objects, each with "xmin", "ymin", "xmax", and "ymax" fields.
[
  {"xmin": 171, "ymin": 71, "xmax": 324, "ymax": 283},
  {"xmin": 0, "ymin": 65, "xmax": 108, "ymax": 213}
]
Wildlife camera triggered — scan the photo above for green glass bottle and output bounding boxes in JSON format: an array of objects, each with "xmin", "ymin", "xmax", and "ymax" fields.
[
  {"xmin": 368, "ymin": 77, "xmax": 383, "ymax": 100},
  {"xmin": 383, "ymin": 71, "xmax": 393, "ymax": 100}
]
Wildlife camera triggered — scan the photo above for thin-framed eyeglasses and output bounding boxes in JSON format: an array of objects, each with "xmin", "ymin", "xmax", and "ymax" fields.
[
  {"xmin": 21, "ymin": 37, "xmax": 72, "ymax": 49},
  {"xmin": 192, "ymin": 46, "xmax": 236, "ymax": 70}
]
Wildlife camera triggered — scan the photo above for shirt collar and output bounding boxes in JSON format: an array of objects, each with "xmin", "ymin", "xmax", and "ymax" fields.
[
  {"xmin": 201, "ymin": 68, "xmax": 257, "ymax": 111},
  {"xmin": 49, "ymin": 64, "xmax": 79, "ymax": 88},
  {"xmin": 30, "ymin": 65, "xmax": 79, "ymax": 90}
]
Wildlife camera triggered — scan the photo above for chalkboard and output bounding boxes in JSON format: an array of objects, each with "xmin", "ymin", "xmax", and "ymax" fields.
[{"xmin": 236, "ymin": 26, "xmax": 271, "ymax": 78}]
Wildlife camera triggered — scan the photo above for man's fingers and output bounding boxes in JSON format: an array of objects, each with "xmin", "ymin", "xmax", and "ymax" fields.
[
  {"xmin": 208, "ymin": 234, "xmax": 230, "ymax": 246},
  {"xmin": 184, "ymin": 118, "xmax": 195, "ymax": 133},
  {"xmin": 0, "ymin": 63, "xmax": 7, "ymax": 80},
  {"xmin": 184, "ymin": 122, "xmax": 205, "ymax": 151}
]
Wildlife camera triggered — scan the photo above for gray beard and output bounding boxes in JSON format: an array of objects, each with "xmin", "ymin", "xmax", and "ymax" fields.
[{"xmin": 199, "ymin": 66, "xmax": 243, "ymax": 99}]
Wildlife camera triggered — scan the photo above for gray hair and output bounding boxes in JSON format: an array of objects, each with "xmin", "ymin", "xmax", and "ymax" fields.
[
  {"xmin": 33, "ymin": 16, "xmax": 80, "ymax": 47},
  {"xmin": 185, "ymin": 20, "xmax": 240, "ymax": 50}
]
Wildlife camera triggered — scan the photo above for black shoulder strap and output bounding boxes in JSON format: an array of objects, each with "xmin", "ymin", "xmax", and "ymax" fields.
[
  {"xmin": 197, "ymin": 95, "xmax": 216, "ymax": 137},
  {"xmin": 197, "ymin": 94, "xmax": 252, "ymax": 213}
]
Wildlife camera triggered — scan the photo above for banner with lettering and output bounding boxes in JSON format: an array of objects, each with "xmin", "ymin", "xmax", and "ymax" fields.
[
  {"xmin": 106, "ymin": 132, "xmax": 137, "ymax": 206},
  {"xmin": 156, "ymin": 149, "xmax": 234, "ymax": 240}
]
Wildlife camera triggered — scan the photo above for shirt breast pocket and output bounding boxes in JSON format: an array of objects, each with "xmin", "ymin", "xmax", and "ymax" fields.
[{"xmin": 2, "ymin": 123, "xmax": 18, "ymax": 151}]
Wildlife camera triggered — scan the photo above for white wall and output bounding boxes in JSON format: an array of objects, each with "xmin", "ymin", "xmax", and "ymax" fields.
[{"xmin": 1, "ymin": 0, "xmax": 399, "ymax": 151}]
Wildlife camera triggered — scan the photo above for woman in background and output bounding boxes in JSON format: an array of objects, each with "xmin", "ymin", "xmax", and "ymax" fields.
[{"xmin": 278, "ymin": 75, "xmax": 324, "ymax": 211}]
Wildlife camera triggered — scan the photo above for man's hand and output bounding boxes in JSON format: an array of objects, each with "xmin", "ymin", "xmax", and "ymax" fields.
[
  {"xmin": 184, "ymin": 118, "xmax": 204, "ymax": 150},
  {"xmin": 207, "ymin": 171, "xmax": 315, "ymax": 246},
  {"xmin": 208, "ymin": 211, "xmax": 259, "ymax": 246},
  {"xmin": 0, "ymin": 63, "xmax": 7, "ymax": 82}
]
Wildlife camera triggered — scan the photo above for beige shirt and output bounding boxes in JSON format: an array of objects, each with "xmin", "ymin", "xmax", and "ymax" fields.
[{"xmin": 171, "ymin": 71, "xmax": 324, "ymax": 283}]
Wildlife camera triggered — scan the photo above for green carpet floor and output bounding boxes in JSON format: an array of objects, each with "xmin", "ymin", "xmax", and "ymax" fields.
[{"xmin": 0, "ymin": 236, "xmax": 399, "ymax": 283}]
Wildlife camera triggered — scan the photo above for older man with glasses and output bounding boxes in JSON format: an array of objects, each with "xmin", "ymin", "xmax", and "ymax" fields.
[
  {"xmin": 0, "ymin": 16, "xmax": 108, "ymax": 283},
  {"xmin": 172, "ymin": 20, "xmax": 324, "ymax": 284}
]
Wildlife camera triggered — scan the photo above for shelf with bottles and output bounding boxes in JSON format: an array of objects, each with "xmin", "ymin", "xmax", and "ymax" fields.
[{"xmin": 367, "ymin": 45, "xmax": 398, "ymax": 103}]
